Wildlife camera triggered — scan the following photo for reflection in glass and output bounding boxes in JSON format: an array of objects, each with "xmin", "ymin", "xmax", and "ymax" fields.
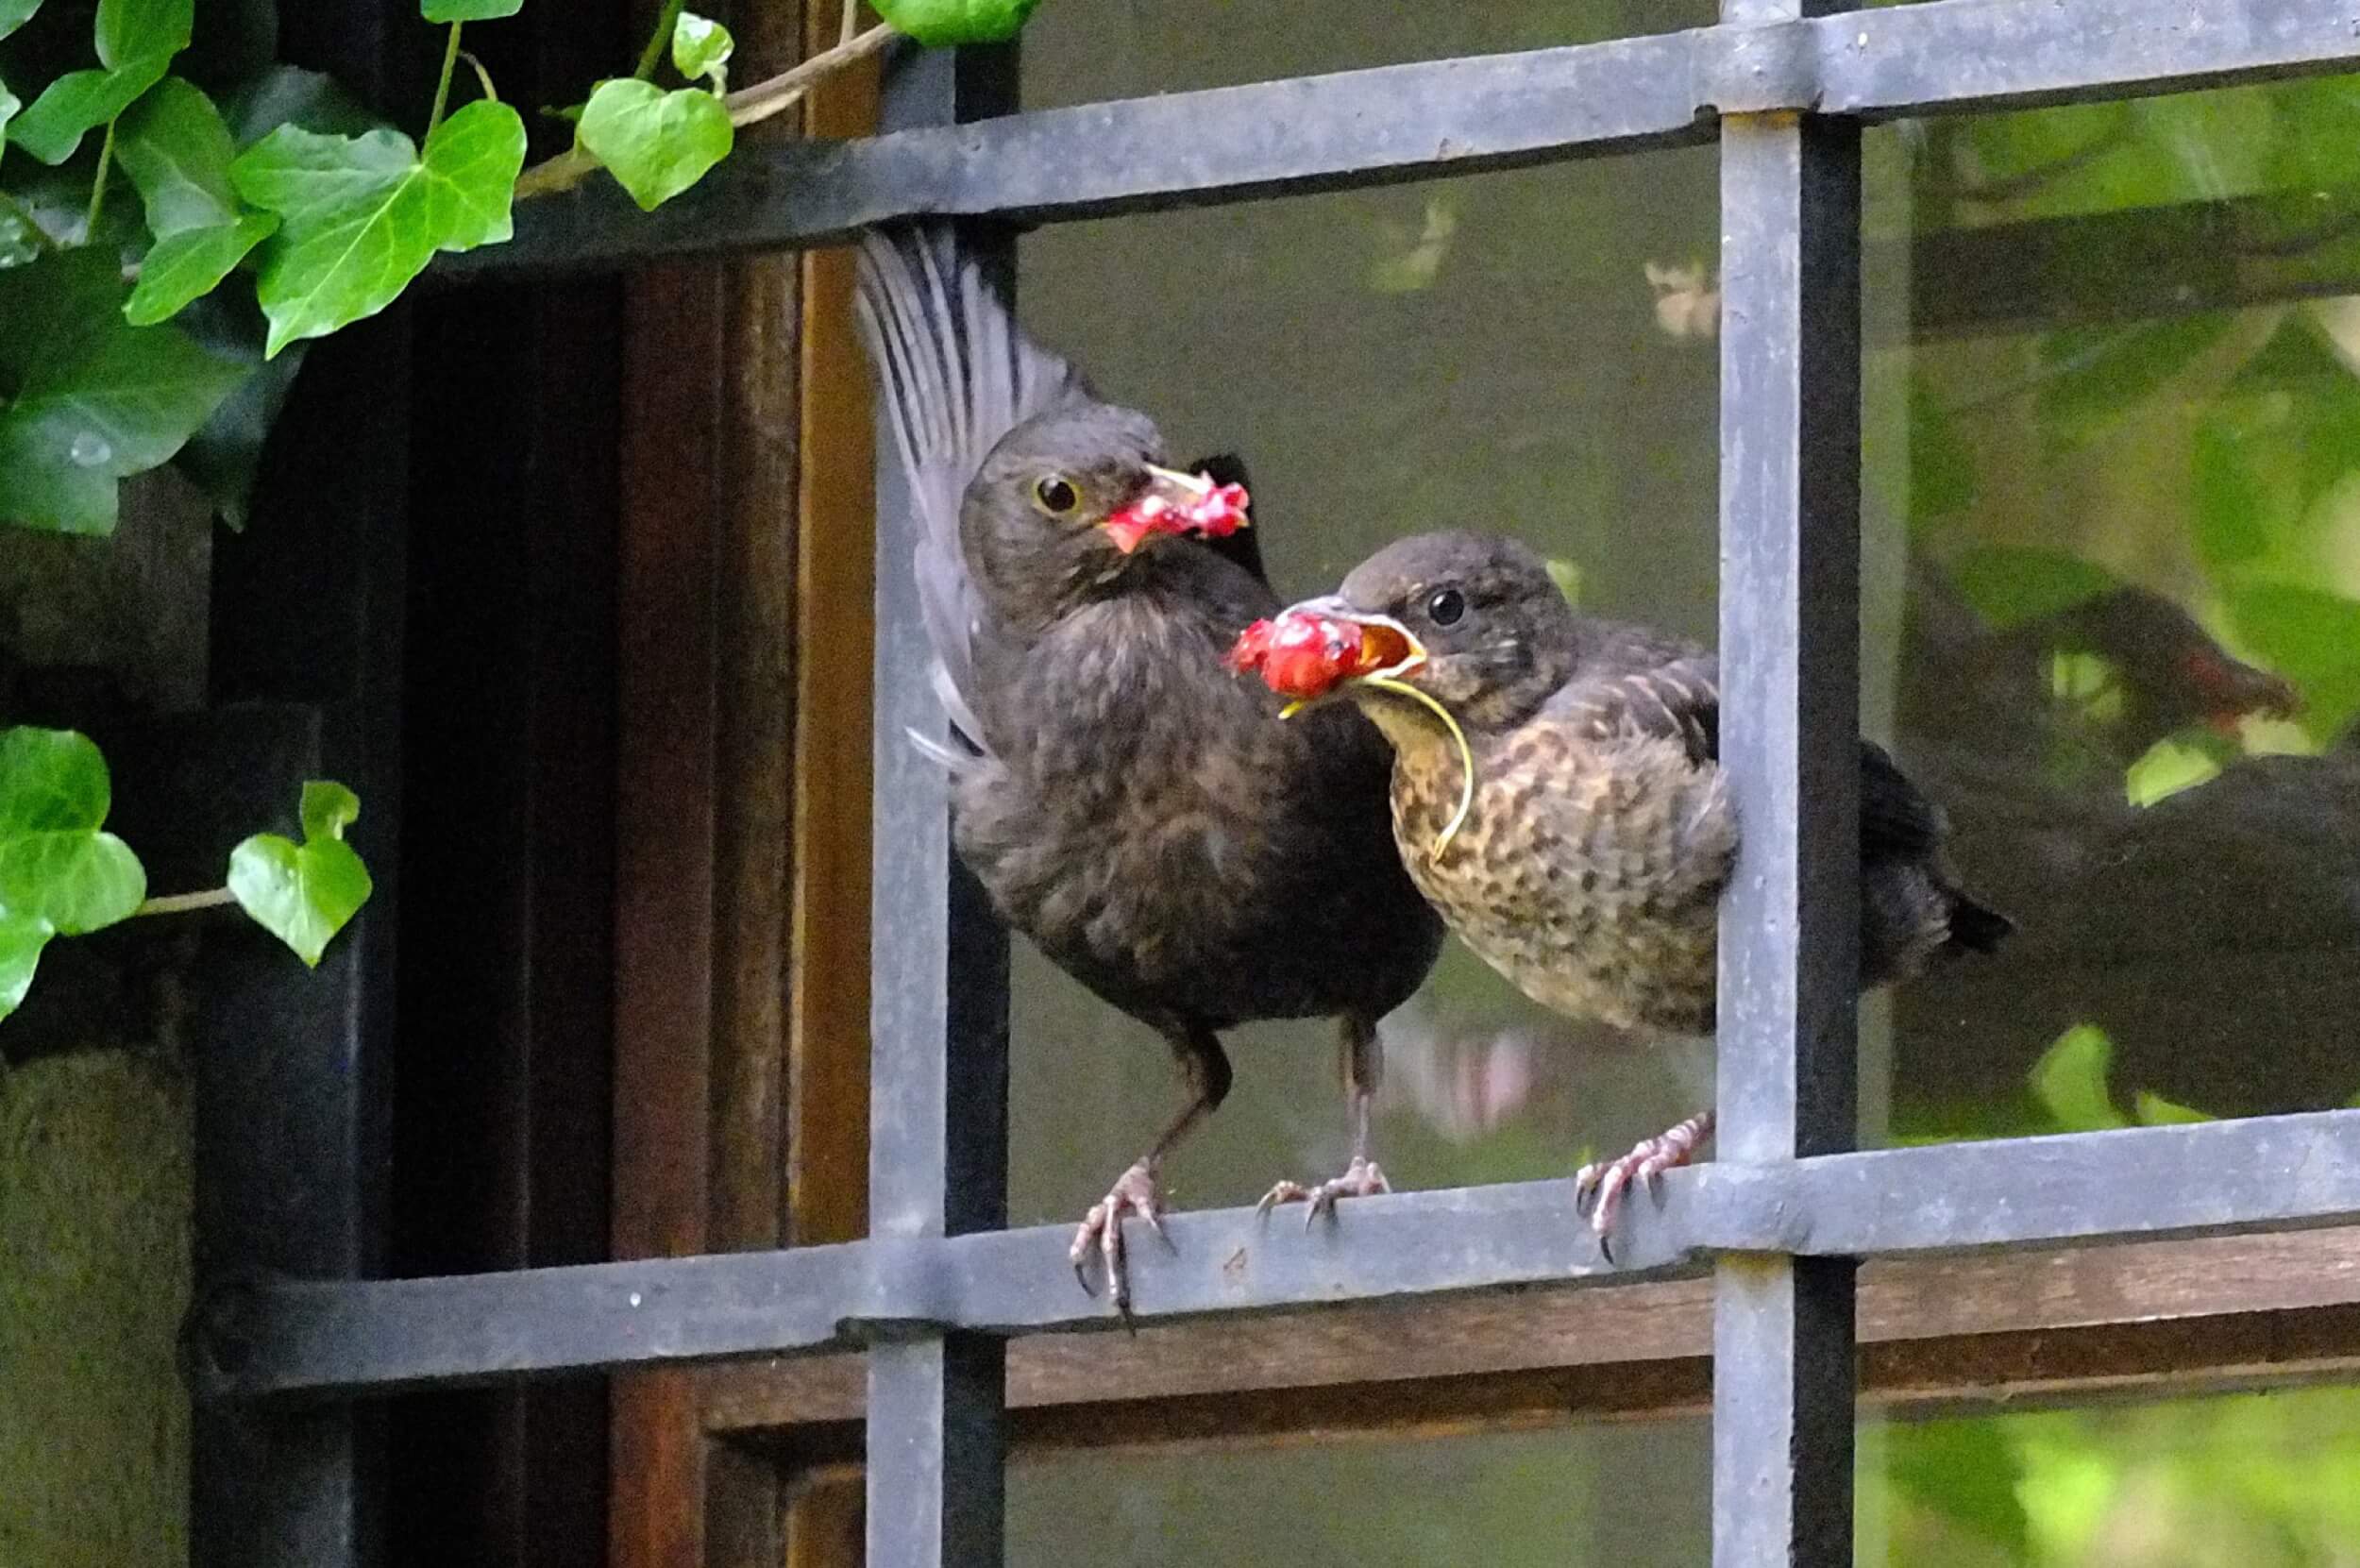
[
  {"xmin": 1879, "ymin": 80, "xmax": 2360, "ymax": 1137},
  {"xmin": 1020, "ymin": 0, "xmax": 1715, "ymax": 108},
  {"xmin": 1011, "ymin": 1423, "xmax": 1709, "ymax": 1568}
]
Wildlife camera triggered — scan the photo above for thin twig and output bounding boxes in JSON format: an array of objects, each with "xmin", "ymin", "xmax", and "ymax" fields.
[
  {"xmin": 513, "ymin": 21, "xmax": 898, "ymax": 201},
  {"xmin": 131, "ymin": 887, "xmax": 240, "ymax": 919},
  {"xmin": 841, "ymin": 0, "xmax": 861, "ymax": 48},
  {"xmin": 727, "ymin": 20, "xmax": 893, "ymax": 127}
]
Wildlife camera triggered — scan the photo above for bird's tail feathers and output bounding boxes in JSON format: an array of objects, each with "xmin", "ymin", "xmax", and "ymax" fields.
[{"xmin": 853, "ymin": 224, "xmax": 1087, "ymax": 759}]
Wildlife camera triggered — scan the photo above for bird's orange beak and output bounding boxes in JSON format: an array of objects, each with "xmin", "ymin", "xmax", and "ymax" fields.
[
  {"xmin": 1225, "ymin": 597, "xmax": 1424, "ymax": 702},
  {"xmin": 1103, "ymin": 465, "xmax": 1252, "ymax": 554}
]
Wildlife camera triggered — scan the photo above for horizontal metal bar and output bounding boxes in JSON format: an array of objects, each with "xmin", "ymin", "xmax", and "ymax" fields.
[
  {"xmin": 191, "ymin": 1109, "xmax": 2360, "ymax": 1402},
  {"xmin": 448, "ymin": 0, "xmax": 2360, "ymax": 276}
]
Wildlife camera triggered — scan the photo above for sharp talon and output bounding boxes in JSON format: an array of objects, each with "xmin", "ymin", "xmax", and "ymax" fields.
[
  {"xmin": 1072, "ymin": 1159, "xmax": 1165, "ymax": 1317},
  {"xmin": 1572, "ymin": 1112, "xmax": 1712, "ymax": 1268}
]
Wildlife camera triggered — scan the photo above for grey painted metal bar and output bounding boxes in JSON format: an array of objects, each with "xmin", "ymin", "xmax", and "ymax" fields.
[
  {"xmin": 1712, "ymin": 0, "xmax": 1863, "ymax": 1554},
  {"xmin": 446, "ymin": 0, "xmax": 2360, "ymax": 276},
  {"xmin": 866, "ymin": 40, "xmax": 1019, "ymax": 1568},
  {"xmin": 180, "ymin": 708, "xmax": 389, "ymax": 1568},
  {"xmin": 189, "ymin": 1108, "xmax": 2360, "ymax": 1401}
]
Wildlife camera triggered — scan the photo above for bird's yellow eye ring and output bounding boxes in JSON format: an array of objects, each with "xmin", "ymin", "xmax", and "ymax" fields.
[{"xmin": 1033, "ymin": 475, "xmax": 1080, "ymax": 515}]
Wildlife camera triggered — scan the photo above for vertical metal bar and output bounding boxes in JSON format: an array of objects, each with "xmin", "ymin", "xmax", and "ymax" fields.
[
  {"xmin": 1712, "ymin": 0, "xmax": 1863, "ymax": 1560},
  {"xmin": 868, "ymin": 36, "xmax": 1020, "ymax": 1568}
]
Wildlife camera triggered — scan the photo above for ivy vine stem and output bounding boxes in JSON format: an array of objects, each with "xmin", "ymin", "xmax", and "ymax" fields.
[
  {"xmin": 130, "ymin": 887, "xmax": 240, "ymax": 919},
  {"xmin": 428, "ymin": 21, "xmax": 464, "ymax": 136},
  {"xmin": 514, "ymin": 21, "xmax": 895, "ymax": 201},
  {"xmin": 725, "ymin": 21, "xmax": 893, "ymax": 126},
  {"xmin": 84, "ymin": 116, "xmax": 118, "ymax": 237},
  {"xmin": 633, "ymin": 0, "xmax": 688, "ymax": 80}
]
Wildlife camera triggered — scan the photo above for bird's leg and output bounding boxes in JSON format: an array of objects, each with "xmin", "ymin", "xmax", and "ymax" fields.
[
  {"xmin": 1575, "ymin": 1109, "xmax": 1714, "ymax": 1255},
  {"xmin": 1256, "ymin": 1012, "xmax": 1392, "ymax": 1228},
  {"xmin": 1070, "ymin": 1022, "xmax": 1231, "ymax": 1317}
]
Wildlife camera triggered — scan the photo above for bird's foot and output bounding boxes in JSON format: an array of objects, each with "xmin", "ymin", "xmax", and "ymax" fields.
[
  {"xmin": 1254, "ymin": 1155, "xmax": 1391, "ymax": 1229},
  {"xmin": 1070, "ymin": 1158, "xmax": 1172, "ymax": 1317},
  {"xmin": 1574, "ymin": 1111, "xmax": 1714, "ymax": 1260}
]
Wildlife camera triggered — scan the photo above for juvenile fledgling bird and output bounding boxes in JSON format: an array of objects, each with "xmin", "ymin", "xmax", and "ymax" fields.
[
  {"xmin": 855, "ymin": 226, "xmax": 1443, "ymax": 1312},
  {"xmin": 1231, "ymin": 530, "xmax": 2011, "ymax": 1244}
]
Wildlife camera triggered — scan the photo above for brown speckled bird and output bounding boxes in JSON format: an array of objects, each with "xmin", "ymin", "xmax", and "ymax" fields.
[
  {"xmin": 1273, "ymin": 531, "xmax": 2012, "ymax": 1244},
  {"xmin": 855, "ymin": 226, "xmax": 1443, "ymax": 1314}
]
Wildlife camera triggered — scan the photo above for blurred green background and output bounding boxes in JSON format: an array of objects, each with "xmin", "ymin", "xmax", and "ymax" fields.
[{"xmin": 1009, "ymin": 1, "xmax": 2360, "ymax": 1561}]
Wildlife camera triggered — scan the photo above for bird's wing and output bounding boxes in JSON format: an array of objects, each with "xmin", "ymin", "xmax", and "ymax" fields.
[
  {"xmin": 1551, "ymin": 643, "xmax": 1721, "ymax": 767},
  {"xmin": 852, "ymin": 224, "xmax": 1088, "ymax": 759},
  {"xmin": 1554, "ymin": 642, "xmax": 1946, "ymax": 860}
]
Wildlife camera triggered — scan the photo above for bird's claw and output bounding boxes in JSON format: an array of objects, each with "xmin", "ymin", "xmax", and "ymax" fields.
[
  {"xmin": 1573, "ymin": 1111, "xmax": 1714, "ymax": 1262},
  {"xmin": 1069, "ymin": 1158, "xmax": 1169, "ymax": 1317},
  {"xmin": 1256, "ymin": 1155, "xmax": 1391, "ymax": 1229}
]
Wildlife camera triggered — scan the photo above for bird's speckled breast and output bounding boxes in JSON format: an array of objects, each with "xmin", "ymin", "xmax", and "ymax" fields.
[{"xmin": 1389, "ymin": 721, "xmax": 1737, "ymax": 1035}]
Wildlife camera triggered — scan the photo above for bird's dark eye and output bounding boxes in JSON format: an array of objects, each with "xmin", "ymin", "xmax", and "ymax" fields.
[
  {"xmin": 1033, "ymin": 475, "xmax": 1080, "ymax": 515},
  {"xmin": 1425, "ymin": 587, "xmax": 1467, "ymax": 627}
]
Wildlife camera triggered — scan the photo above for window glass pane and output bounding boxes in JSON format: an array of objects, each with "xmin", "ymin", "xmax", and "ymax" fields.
[
  {"xmin": 1021, "ymin": 0, "xmax": 1712, "ymax": 107},
  {"xmin": 1008, "ymin": 145, "xmax": 1719, "ymax": 1233},
  {"xmin": 1873, "ymin": 79, "xmax": 2360, "ymax": 1142},
  {"xmin": 1012, "ymin": 1423, "xmax": 1710, "ymax": 1567},
  {"xmin": 1867, "ymin": 1388, "xmax": 2360, "ymax": 1565},
  {"xmin": 1009, "ymin": 1388, "xmax": 2360, "ymax": 1566}
]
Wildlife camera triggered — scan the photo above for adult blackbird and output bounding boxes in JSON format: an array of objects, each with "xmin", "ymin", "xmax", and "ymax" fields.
[
  {"xmin": 855, "ymin": 227, "xmax": 1443, "ymax": 1312},
  {"xmin": 1236, "ymin": 530, "xmax": 2011, "ymax": 1243}
]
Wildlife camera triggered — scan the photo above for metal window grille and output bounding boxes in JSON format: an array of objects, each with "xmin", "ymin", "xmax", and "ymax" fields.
[{"xmin": 191, "ymin": 3, "xmax": 2360, "ymax": 1564}]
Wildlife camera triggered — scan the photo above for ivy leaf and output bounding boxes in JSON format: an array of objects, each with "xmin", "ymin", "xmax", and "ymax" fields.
[
  {"xmin": 228, "ymin": 780, "xmax": 371, "ymax": 968},
  {"xmin": 672, "ymin": 13, "xmax": 733, "ymax": 88},
  {"xmin": 0, "ymin": 909, "xmax": 51, "ymax": 1022},
  {"xmin": 0, "ymin": 249, "xmax": 248, "ymax": 533},
  {"xmin": 99, "ymin": 0, "xmax": 193, "ymax": 70},
  {"xmin": 872, "ymin": 0, "xmax": 1041, "ymax": 45},
  {"xmin": 0, "ymin": 0, "xmax": 42, "ymax": 43},
  {"xmin": 223, "ymin": 64, "xmax": 383, "ymax": 144},
  {"xmin": 422, "ymin": 0, "xmax": 522, "ymax": 18},
  {"xmin": 576, "ymin": 78, "xmax": 731, "ymax": 211},
  {"xmin": 125, "ymin": 211, "xmax": 277, "ymax": 325},
  {"xmin": 10, "ymin": 67, "xmax": 161, "ymax": 164},
  {"xmin": 0, "ymin": 76, "xmax": 19, "ymax": 174},
  {"xmin": 165, "ymin": 289, "xmax": 301, "ymax": 530},
  {"xmin": 233, "ymin": 97, "xmax": 526, "ymax": 357},
  {"xmin": 115, "ymin": 76, "xmax": 239, "ymax": 235},
  {"xmin": 7, "ymin": 0, "xmax": 192, "ymax": 165},
  {"xmin": 0, "ymin": 727, "xmax": 148, "ymax": 936}
]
